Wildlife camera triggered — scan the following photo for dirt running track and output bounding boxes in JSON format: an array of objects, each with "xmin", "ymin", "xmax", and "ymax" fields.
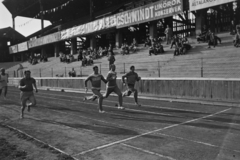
[{"xmin": 0, "ymin": 86, "xmax": 240, "ymax": 160}]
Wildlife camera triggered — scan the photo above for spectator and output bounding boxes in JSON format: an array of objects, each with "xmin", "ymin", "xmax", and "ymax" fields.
[
  {"xmin": 208, "ymin": 30, "xmax": 216, "ymax": 48},
  {"xmin": 155, "ymin": 42, "xmax": 164, "ymax": 54},
  {"xmin": 70, "ymin": 68, "xmax": 76, "ymax": 77},
  {"xmin": 230, "ymin": 20, "xmax": 236, "ymax": 35},
  {"xmin": 144, "ymin": 37, "xmax": 151, "ymax": 47},
  {"xmin": 108, "ymin": 51, "xmax": 115, "ymax": 70},
  {"xmin": 77, "ymin": 49, "xmax": 83, "ymax": 61},
  {"xmin": 170, "ymin": 35, "xmax": 179, "ymax": 49},
  {"xmin": 234, "ymin": 29, "xmax": 240, "ymax": 47},
  {"xmin": 164, "ymin": 25, "xmax": 173, "ymax": 45},
  {"xmin": 149, "ymin": 44, "xmax": 156, "ymax": 56},
  {"xmin": 82, "ymin": 56, "xmax": 87, "ymax": 67}
]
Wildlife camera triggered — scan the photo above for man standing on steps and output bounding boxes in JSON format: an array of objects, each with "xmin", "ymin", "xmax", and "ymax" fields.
[
  {"xmin": 84, "ymin": 66, "xmax": 108, "ymax": 113},
  {"xmin": 122, "ymin": 66, "xmax": 141, "ymax": 107},
  {"xmin": 0, "ymin": 68, "xmax": 8, "ymax": 100},
  {"xmin": 108, "ymin": 52, "xmax": 115, "ymax": 70},
  {"xmin": 103, "ymin": 64, "xmax": 124, "ymax": 110},
  {"xmin": 18, "ymin": 70, "xmax": 38, "ymax": 119}
]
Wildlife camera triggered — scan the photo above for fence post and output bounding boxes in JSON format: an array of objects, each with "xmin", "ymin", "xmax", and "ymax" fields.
[
  {"xmin": 65, "ymin": 67, "xmax": 67, "ymax": 77},
  {"xmin": 14, "ymin": 70, "xmax": 16, "ymax": 77},
  {"xmin": 201, "ymin": 58, "xmax": 203, "ymax": 77},
  {"xmin": 80, "ymin": 66, "xmax": 82, "ymax": 77},
  {"xmin": 39, "ymin": 69, "xmax": 41, "ymax": 77},
  {"xmin": 123, "ymin": 63, "xmax": 125, "ymax": 74},
  {"xmin": 100, "ymin": 64, "xmax": 101, "ymax": 74},
  {"xmin": 51, "ymin": 68, "xmax": 53, "ymax": 77},
  {"xmin": 158, "ymin": 61, "xmax": 160, "ymax": 77}
]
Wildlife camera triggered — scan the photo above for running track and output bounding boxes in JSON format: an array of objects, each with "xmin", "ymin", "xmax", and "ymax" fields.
[{"xmin": 1, "ymin": 86, "xmax": 240, "ymax": 160}]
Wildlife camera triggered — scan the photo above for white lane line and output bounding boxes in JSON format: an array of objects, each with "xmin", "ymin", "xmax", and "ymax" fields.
[
  {"xmin": 1, "ymin": 123, "xmax": 79, "ymax": 160},
  {"xmin": 9, "ymin": 90, "xmax": 209, "ymax": 114},
  {"xmin": 121, "ymin": 143, "xmax": 176, "ymax": 160},
  {"xmin": 156, "ymin": 132, "xmax": 240, "ymax": 153},
  {"xmin": 73, "ymin": 108, "xmax": 231, "ymax": 156}
]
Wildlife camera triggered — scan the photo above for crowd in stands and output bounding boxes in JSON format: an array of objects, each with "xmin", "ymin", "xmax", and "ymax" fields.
[
  {"xmin": 121, "ymin": 38, "xmax": 138, "ymax": 55},
  {"xmin": 197, "ymin": 26, "xmax": 222, "ymax": 48},
  {"xmin": 59, "ymin": 45, "xmax": 114, "ymax": 67},
  {"xmin": 28, "ymin": 54, "xmax": 48, "ymax": 65}
]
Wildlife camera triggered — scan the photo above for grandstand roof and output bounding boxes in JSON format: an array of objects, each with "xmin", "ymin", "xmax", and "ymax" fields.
[{"xmin": 0, "ymin": 27, "xmax": 25, "ymax": 42}]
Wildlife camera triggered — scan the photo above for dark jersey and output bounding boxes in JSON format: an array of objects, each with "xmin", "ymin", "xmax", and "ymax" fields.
[{"xmin": 19, "ymin": 77, "xmax": 36, "ymax": 92}]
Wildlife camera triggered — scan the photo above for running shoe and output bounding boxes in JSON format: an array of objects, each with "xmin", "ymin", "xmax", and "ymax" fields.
[
  {"xmin": 117, "ymin": 106, "xmax": 125, "ymax": 110},
  {"xmin": 135, "ymin": 103, "xmax": 141, "ymax": 107},
  {"xmin": 99, "ymin": 110, "xmax": 105, "ymax": 113}
]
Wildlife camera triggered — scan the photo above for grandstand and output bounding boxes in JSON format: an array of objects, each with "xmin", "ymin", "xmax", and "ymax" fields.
[{"xmin": 5, "ymin": 32, "xmax": 239, "ymax": 78}]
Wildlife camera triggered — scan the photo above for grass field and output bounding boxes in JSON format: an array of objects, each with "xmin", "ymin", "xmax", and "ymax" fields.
[{"xmin": 0, "ymin": 86, "xmax": 240, "ymax": 160}]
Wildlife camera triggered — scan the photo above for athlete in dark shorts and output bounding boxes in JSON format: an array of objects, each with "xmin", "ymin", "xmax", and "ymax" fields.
[
  {"xmin": 103, "ymin": 64, "xmax": 124, "ymax": 110},
  {"xmin": 122, "ymin": 66, "xmax": 141, "ymax": 106},
  {"xmin": 84, "ymin": 66, "xmax": 108, "ymax": 113},
  {"xmin": 18, "ymin": 70, "xmax": 38, "ymax": 119}
]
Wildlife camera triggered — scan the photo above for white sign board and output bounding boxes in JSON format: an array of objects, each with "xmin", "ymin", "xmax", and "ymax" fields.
[{"xmin": 189, "ymin": 0, "xmax": 236, "ymax": 11}]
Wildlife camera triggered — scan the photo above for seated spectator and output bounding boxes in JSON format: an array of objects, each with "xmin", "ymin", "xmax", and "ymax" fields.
[
  {"xmin": 130, "ymin": 38, "xmax": 138, "ymax": 53},
  {"xmin": 88, "ymin": 56, "xmax": 94, "ymax": 65},
  {"xmin": 170, "ymin": 35, "xmax": 179, "ymax": 49},
  {"xmin": 43, "ymin": 55, "xmax": 48, "ymax": 62},
  {"xmin": 77, "ymin": 49, "xmax": 83, "ymax": 61},
  {"xmin": 32, "ymin": 58, "xmax": 38, "ymax": 65},
  {"xmin": 121, "ymin": 44, "xmax": 130, "ymax": 55},
  {"xmin": 69, "ymin": 68, "xmax": 76, "ymax": 77},
  {"xmin": 144, "ymin": 37, "xmax": 151, "ymax": 47},
  {"xmin": 149, "ymin": 44, "xmax": 156, "ymax": 56},
  {"xmin": 208, "ymin": 30, "xmax": 216, "ymax": 48},
  {"xmin": 102, "ymin": 47, "xmax": 108, "ymax": 56},
  {"xmin": 82, "ymin": 56, "xmax": 87, "ymax": 66},
  {"xmin": 234, "ymin": 30, "xmax": 240, "ymax": 47},
  {"xmin": 155, "ymin": 43, "xmax": 164, "ymax": 54},
  {"xmin": 179, "ymin": 36, "xmax": 191, "ymax": 55},
  {"xmin": 66, "ymin": 54, "xmax": 70, "ymax": 63}
]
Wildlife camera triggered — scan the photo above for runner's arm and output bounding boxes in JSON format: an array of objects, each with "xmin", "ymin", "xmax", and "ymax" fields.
[
  {"xmin": 101, "ymin": 75, "xmax": 108, "ymax": 83},
  {"xmin": 122, "ymin": 74, "xmax": 127, "ymax": 84},
  {"xmin": 84, "ymin": 76, "xmax": 91, "ymax": 88}
]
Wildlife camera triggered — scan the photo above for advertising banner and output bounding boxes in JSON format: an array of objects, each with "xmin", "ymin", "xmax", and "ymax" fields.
[
  {"xmin": 9, "ymin": 45, "xmax": 18, "ymax": 54},
  {"xmin": 116, "ymin": 0, "xmax": 183, "ymax": 28},
  {"xmin": 60, "ymin": 15, "xmax": 117, "ymax": 40},
  {"xmin": 18, "ymin": 42, "xmax": 28, "ymax": 52},
  {"xmin": 28, "ymin": 32, "xmax": 60, "ymax": 48},
  {"xmin": 189, "ymin": 0, "xmax": 236, "ymax": 11}
]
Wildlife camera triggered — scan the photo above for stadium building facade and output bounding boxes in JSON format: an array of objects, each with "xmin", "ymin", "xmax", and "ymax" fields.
[{"xmin": 2, "ymin": 0, "xmax": 239, "ymax": 62}]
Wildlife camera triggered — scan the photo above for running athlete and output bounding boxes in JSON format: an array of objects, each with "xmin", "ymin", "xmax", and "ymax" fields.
[
  {"xmin": 18, "ymin": 70, "xmax": 38, "ymax": 119},
  {"xmin": 122, "ymin": 66, "xmax": 141, "ymax": 106},
  {"xmin": 103, "ymin": 64, "xmax": 124, "ymax": 109},
  {"xmin": 0, "ymin": 68, "xmax": 8, "ymax": 100},
  {"xmin": 84, "ymin": 66, "xmax": 108, "ymax": 113}
]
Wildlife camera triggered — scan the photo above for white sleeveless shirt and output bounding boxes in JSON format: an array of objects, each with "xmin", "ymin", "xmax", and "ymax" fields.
[{"xmin": 0, "ymin": 74, "xmax": 8, "ymax": 88}]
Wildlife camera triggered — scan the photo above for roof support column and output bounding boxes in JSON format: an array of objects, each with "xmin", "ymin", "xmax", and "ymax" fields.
[
  {"xmin": 39, "ymin": 0, "xmax": 44, "ymax": 36},
  {"xmin": 90, "ymin": 36, "xmax": 96, "ymax": 49},
  {"xmin": 115, "ymin": 30, "xmax": 122, "ymax": 49},
  {"xmin": 71, "ymin": 38, "xmax": 77, "ymax": 55},
  {"xmin": 149, "ymin": 21, "xmax": 158, "ymax": 39},
  {"xmin": 12, "ymin": 15, "xmax": 16, "ymax": 30},
  {"xmin": 195, "ymin": 9, "xmax": 206, "ymax": 36},
  {"xmin": 54, "ymin": 42, "xmax": 60, "ymax": 57}
]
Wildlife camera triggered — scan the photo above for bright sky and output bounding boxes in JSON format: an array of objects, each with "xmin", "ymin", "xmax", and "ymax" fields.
[{"xmin": 0, "ymin": 0, "xmax": 51, "ymax": 37}]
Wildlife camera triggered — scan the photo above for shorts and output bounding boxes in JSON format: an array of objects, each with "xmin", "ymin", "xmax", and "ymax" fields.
[
  {"xmin": 104, "ymin": 86, "xmax": 121, "ymax": 98},
  {"xmin": 20, "ymin": 91, "xmax": 35, "ymax": 103},
  {"xmin": 125, "ymin": 84, "xmax": 136, "ymax": 96}
]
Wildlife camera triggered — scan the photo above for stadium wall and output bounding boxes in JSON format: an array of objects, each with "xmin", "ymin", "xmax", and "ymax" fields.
[{"xmin": 8, "ymin": 77, "xmax": 240, "ymax": 103}]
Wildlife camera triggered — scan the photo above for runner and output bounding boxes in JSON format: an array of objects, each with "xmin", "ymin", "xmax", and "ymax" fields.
[
  {"xmin": 84, "ymin": 66, "xmax": 108, "ymax": 113},
  {"xmin": 103, "ymin": 64, "xmax": 124, "ymax": 110},
  {"xmin": 18, "ymin": 70, "xmax": 38, "ymax": 119},
  {"xmin": 122, "ymin": 66, "xmax": 141, "ymax": 106},
  {"xmin": 0, "ymin": 68, "xmax": 8, "ymax": 100}
]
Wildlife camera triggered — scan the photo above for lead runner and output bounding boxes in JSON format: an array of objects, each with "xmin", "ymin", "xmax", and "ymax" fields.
[{"xmin": 84, "ymin": 66, "xmax": 108, "ymax": 113}]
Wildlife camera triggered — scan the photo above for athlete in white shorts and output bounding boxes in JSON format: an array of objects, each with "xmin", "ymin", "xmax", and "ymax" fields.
[
  {"xmin": 0, "ymin": 68, "xmax": 8, "ymax": 100},
  {"xmin": 122, "ymin": 66, "xmax": 141, "ymax": 106},
  {"xmin": 103, "ymin": 64, "xmax": 124, "ymax": 109},
  {"xmin": 84, "ymin": 66, "xmax": 108, "ymax": 113},
  {"xmin": 18, "ymin": 70, "xmax": 38, "ymax": 119}
]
